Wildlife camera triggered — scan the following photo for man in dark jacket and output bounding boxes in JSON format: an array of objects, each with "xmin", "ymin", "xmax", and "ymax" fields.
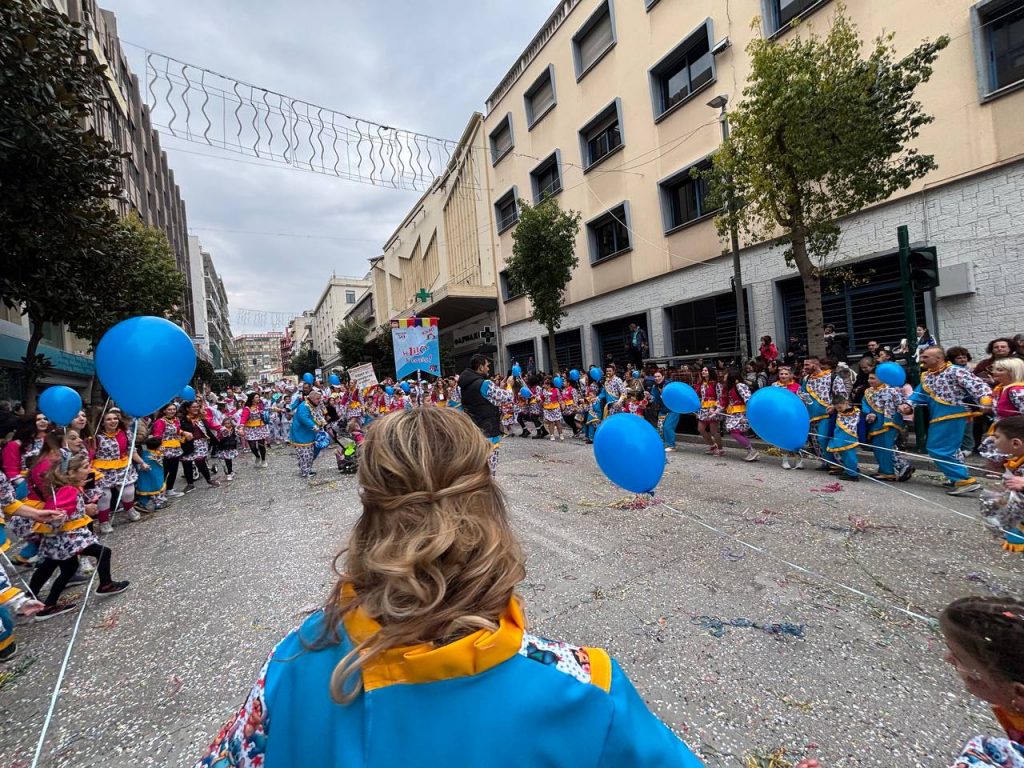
[{"xmin": 458, "ymin": 354, "xmax": 514, "ymax": 474}]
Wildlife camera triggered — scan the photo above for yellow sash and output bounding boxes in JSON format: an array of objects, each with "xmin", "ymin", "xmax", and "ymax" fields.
[
  {"xmin": 725, "ymin": 404, "xmax": 746, "ymax": 414},
  {"xmin": 33, "ymin": 516, "xmax": 93, "ymax": 535},
  {"xmin": 93, "ymin": 456, "xmax": 130, "ymax": 470}
]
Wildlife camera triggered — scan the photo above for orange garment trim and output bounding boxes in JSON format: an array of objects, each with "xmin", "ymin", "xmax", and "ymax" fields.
[
  {"xmin": 244, "ymin": 420, "xmax": 264, "ymax": 428},
  {"xmin": 700, "ymin": 400, "xmax": 718, "ymax": 408},
  {"xmin": 0, "ymin": 538, "xmax": 8, "ymax": 554},
  {"xmin": 290, "ymin": 441, "xmax": 314, "ymax": 447},
  {"xmin": 0, "ymin": 586, "xmax": 20, "ymax": 604},
  {"xmin": 994, "ymin": 706, "xmax": 1024, "ymax": 741},
  {"xmin": 2, "ymin": 498, "xmax": 23, "ymax": 517},
  {"xmin": 725, "ymin": 405, "xmax": 746, "ymax": 414},
  {"xmin": 93, "ymin": 456, "xmax": 130, "ymax": 470},
  {"xmin": 921, "ymin": 364, "xmax": 953, "ymax": 405},
  {"xmin": 161, "ymin": 439, "xmax": 181, "ymax": 449},
  {"xmin": 1005, "ymin": 453, "xmax": 1024, "ymax": 472},
  {"xmin": 340, "ymin": 586, "xmax": 612, "ymax": 694},
  {"xmin": 930, "ymin": 412, "xmax": 969, "ymax": 425},
  {"xmin": 33, "ymin": 516, "xmax": 93, "ymax": 535},
  {"xmin": 0, "ymin": 634, "xmax": 12, "ymax": 652}
]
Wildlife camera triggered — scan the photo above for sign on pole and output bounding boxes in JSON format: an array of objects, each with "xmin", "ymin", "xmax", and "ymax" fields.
[
  {"xmin": 348, "ymin": 362, "xmax": 379, "ymax": 390},
  {"xmin": 391, "ymin": 317, "xmax": 441, "ymax": 379}
]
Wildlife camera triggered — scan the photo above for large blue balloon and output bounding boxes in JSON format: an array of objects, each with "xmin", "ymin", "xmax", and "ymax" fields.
[
  {"xmin": 569, "ymin": 369, "xmax": 580, "ymax": 382},
  {"xmin": 589, "ymin": 367, "xmax": 602, "ymax": 382},
  {"xmin": 594, "ymin": 414, "xmax": 666, "ymax": 494},
  {"xmin": 662, "ymin": 382, "xmax": 700, "ymax": 414},
  {"xmin": 329, "ymin": 374, "xmax": 341, "ymax": 386},
  {"xmin": 512, "ymin": 364, "xmax": 522, "ymax": 377},
  {"xmin": 385, "ymin": 385, "xmax": 395, "ymax": 396},
  {"xmin": 38, "ymin": 386, "xmax": 82, "ymax": 426},
  {"xmin": 302, "ymin": 372, "xmax": 315, "ymax": 384},
  {"xmin": 553, "ymin": 376, "xmax": 564, "ymax": 389},
  {"xmin": 180, "ymin": 385, "xmax": 196, "ymax": 402},
  {"xmin": 747, "ymin": 386, "xmax": 810, "ymax": 452},
  {"xmin": 519, "ymin": 386, "xmax": 533, "ymax": 398},
  {"xmin": 401, "ymin": 382, "xmax": 411, "ymax": 393},
  {"xmin": 876, "ymin": 361, "xmax": 906, "ymax": 388},
  {"xmin": 96, "ymin": 316, "xmax": 196, "ymax": 417}
]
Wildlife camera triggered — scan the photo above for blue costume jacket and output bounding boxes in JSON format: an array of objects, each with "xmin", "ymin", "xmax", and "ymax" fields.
[
  {"xmin": 288, "ymin": 400, "xmax": 317, "ymax": 446},
  {"xmin": 195, "ymin": 596, "xmax": 703, "ymax": 768}
]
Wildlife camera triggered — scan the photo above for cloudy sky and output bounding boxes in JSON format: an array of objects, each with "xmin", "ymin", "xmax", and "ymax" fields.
[{"xmin": 105, "ymin": 0, "xmax": 555, "ymax": 332}]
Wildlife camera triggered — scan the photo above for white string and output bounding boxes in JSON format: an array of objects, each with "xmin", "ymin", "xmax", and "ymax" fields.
[
  {"xmin": 660, "ymin": 500, "xmax": 936, "ymax": 624},
  {"xmin": 29, "ymin": 568, "xmax": 98, "ymax": 768},
  {"xmin": 0, "ymin": 548, "xmax": 37, "ymax": 600}
]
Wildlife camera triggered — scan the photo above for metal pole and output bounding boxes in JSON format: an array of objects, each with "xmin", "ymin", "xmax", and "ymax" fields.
[
  {"xmin": 720, "ymin": 109, "xmax": 749, "ymax": 365},
  {"xmin": 897, "ymin": 225, "xmax": 926, "ymax": 451}
]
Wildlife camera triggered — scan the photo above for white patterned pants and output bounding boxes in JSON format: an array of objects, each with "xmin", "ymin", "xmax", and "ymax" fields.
[{"xmin": 296, "ymin": 445, "xmax": 315, "ymax": 477}]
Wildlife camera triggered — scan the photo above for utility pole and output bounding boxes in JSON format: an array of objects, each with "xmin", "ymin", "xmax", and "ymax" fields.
[
  {"xmin": 897, "ymin": 225, "xmax": 926, "ymax": 450},
  {"xmin": 708, "ymin": 94, "xmax": 749, "ymax": 364}
]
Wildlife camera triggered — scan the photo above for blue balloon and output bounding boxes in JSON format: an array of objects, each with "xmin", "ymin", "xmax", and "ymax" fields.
[
  {"xmin": 519, "ymin": 386, "xmax": 533, "ymax": 398},
  {"xmin": 662, "ymin": 382, "xmax": 700, "ymax": 414},
  {"xmin": 512, "ymin": 364, "xmax": 522, "ymax": 377},
  {"xmin": 589, "ymin": 367, "xmax": 602, "ymax": 381},
  {"xmin": 329, "ymin": 374, "xmax": 341, "ymax": 386},
  {"xmin": 553, "ymin": 376, "xmax": 564, "ymax": 389},
  {"xmin": 401, "ymin": 382, "xmax": 411, "ymax": 393},
  {"xmin": 38, "ymin": 386, "xmax": 82, "ymax": 426},
  {"xmin": 747, "ymin": 386, "xmax": 810, "ymax": 452},
  {"xmin": 180, "ymin": 385, "xmax": 196, "ymax": 402},
  {"xmin": 569, "ymin": 369, "xmax": 580, "ymax": 381},
  {"xmin": 593, "ymin": 414, "xmax": 666, "ymax": 494},
  {"xmin": 302, "ymin": 372, "xmax": 315, "ymax": 384},
  {"xmin": 481, "ymin": 380, "xmax": 492, "ymax": 398},
  {"xmin": 876, "ymin": 361, "xmax": 906, "ymax": 388},
  {"xmin": 96, "ymin": 316, "xmax": 196, "ymax": 417},
  {"xmin": 385, "ymin": 385, "xmax": 395, "ymax": 396}
]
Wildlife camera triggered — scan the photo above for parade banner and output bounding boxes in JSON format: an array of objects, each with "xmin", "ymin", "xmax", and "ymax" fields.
[
  {"xmin": 348, "ymin": 362, "xmax": 379, "ymax": 390},
  {"xmin": 391, "ymin": 317, "xmax": 441, "ymax": 379}
]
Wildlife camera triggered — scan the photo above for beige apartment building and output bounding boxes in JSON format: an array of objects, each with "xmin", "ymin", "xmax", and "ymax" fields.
[
  {"xmin": 369, "ymin": 113, "xmax": 502, "ymax": 373},
  {"xmin": 485, "ymin": 0, "xmax": 1024, "ymax": 371},
  {"xmin": 311, "ymin": 276, "xmax": 371, "ymax": 371},
  {"xmin": 234, "ymin": 332, "xmax": 285, "ymax": 383}
]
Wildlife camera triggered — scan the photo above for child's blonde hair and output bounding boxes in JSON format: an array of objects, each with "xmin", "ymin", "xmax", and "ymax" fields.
[
  {"xmin": 44, "ymin": 453, "xmax": 90, "ymax": 491},
  {"xmin": 313, "ymin": 407, "xmax": 525, "ymax": 703}
]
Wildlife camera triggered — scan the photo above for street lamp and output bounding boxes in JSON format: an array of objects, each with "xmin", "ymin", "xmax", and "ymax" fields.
[{"xmin": 707, "ymin": 94, "xmax": 749, "ymax": 363}]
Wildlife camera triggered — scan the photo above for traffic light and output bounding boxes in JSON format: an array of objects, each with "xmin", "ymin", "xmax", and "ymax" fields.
[{"xmin": 908, "ymin": 246, "xmax": 939, "ymax": 293}]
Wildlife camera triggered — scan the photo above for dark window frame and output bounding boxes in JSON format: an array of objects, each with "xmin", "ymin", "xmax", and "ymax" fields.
[
  {"xmin": 587, "ymin": 202, "xmax": 633, "ymax": 265},
  {"xmin": 572, "ymin": 0, "xmax": 617, "ymax": 81},
  {"xmin": 975, "ymin": 0, "xmax": 1024, "ymax": 98},
  {"xmin": 524, "ymin": 64, "xmax": 558, "ymax": 129},
  {"xmin": 494, "ymin": 187, "xmax": 520, "ymax": 235},
  {"xmin": 764, "ymin": 0, "xmax": 832, "ymax": 37},
  {"xmin": 658, "ymin": 157, "xmax": 719, "ymax": 233},
  {"xmin": 648, "ymin": 19, "xmax": 716, "ymax": 122},
  {"xmin": 530, "ymin": 150, "xmax": 563, "ymax": 203},
  {"xmin": 489, "ymin": 113, "xmax": 515, "ymax": 166},
  {"xmin": 578, "ymin": 98, "xmax": 625, "ymax": 172},
  {"xmin": 499, "ymin": 269, "xmax": 525, "ymax": 302}
]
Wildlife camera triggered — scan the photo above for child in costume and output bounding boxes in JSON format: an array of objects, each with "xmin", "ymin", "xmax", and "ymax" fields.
[
  {"xmin": 719, "ymin": 370, "xmax": 759, "ymax": 462},
  {"xmin": 28, "ymin": 454, "xmax": 130, "ymax": 621},
  {"xmin": 825, "ymin": 395, "xmax": 860, "ymax": 481},
  {"xmin": 696, "ymin": 367, "xmax": 725, "ymax": 457},
  {"xmin": 135, "ymin": 436, "xmax": 165, "ymax": 513},
  {"xmin": 214, "ymin": 417, "xmax": 240, "ymax": 481},
  {"xmin": 774, "ymin": 366, "xmax": 804, "ymax": 469},
  {"xmin": 861, "ymin": 370, "xmax": 913, "ymax": 482},
  {"xmin": 979, "ymin": 415, "xmax": 1024, "ymax": 554},
  {"xmin": 559, "ymin": 382, "xmax": 580, "ymax": 437},
  {"xmin": 623, "ymin": 387, "xmax": 648, "ymax": 417},
  {"xmin": 195, "ymin": 408, "xmax": 704, "ymax": 768},
  {"xmin": 540, "ymin": 376, "xmax": 564, "ymax": 441}
]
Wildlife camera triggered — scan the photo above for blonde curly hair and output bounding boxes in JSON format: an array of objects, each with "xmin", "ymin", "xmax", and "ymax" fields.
[{"xmin": 314, "ymin": 406, "xmax": 526, "ymax": 703}]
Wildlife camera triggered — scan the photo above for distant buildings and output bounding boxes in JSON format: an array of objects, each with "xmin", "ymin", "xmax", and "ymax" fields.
[
  {"xmin": 311, "ymin": 276, "xmax": 371, "ymax": 371},
  {"xmin": 188, "ymin": 236, "xmax": 236, "ymax": 370},
  {"xmin": 234, "ymin": 332, "xmax": 285, "ymax": 382}
]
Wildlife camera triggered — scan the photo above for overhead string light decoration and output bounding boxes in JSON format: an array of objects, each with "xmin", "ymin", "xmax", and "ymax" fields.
[{"xmin": 143, "ymin": 50, "xmax": 459, "ymax": 192}]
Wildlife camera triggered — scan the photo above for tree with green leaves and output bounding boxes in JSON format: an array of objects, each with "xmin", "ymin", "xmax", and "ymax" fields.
[
  {"xmin": 705, "ymin": 7, "xmax": 948, "ymax": 359},
  {"xmin": 506, "ymin": 198, "xmax": 582, "ymax": 372},
  {"xmin": 335, "ymin": 320, "xmax": 370, "ymax": 369},
  {"xmin": 369, "ymin": 324, "xmax": 395, "ymax": 379},
  {"xmin": 288, "ymin": 345, "xmax": 321, "ymax": 377},
  {"xmin": 0, "ymin": 1, "xmax": 124, "ymax": 408},
  {"xmin": 229, "ymin": 367, "xmax": 247, "ymax": 388}
]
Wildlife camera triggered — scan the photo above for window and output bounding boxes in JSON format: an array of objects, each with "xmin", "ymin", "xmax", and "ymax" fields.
[
  {"xmin": 524, "ymin": 65, "xmax": 557, "ymax": 128},
  {"xmin": 579, "ymin": 99, "xmax": 624, "ymax": 171},
  {"xmin": 345, "ymin": 291, "xmax": 356, "ymax": 304},
  {"xmin": 649, "ymin": 21, "xmax": 715, "ymax": 119},
  {"xmin": 659, "ymin": 159, "xmax": 718, "ymax": 232},
  {"xmin": 587, "ymin": 203, "xmax": 632, "ymax": 264},
  {"xmin": 573, "ymin": 1, "xmax": 616, "ymax": 80},
  {"xmin": 489, "ymin": 114, "xmax": 514, "ymax": 165},
  {"xmin": 669, "ymin": 293, "xmax": 750, "ymax": 357},
  {"xmin": 530, "ymin": 151, "xmax": 562, "ymax": 202},
  {"xmin": 499, "ymin": 269, "xmax": 525, "ymax": 301},
  {"xmin": 978, "ymin": 0, "xmax": 1024, "ymax": 94},
  {"xmin": 766, "ymin": 0, "xmax": 829, "ymax": 34},
  {"xmin": 494, "ymin": 187, "xmax": 519, "ymax": 234}
]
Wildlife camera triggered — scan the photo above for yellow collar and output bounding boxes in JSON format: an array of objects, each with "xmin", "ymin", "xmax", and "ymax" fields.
[
  {"xmin": 926, "ymin": 362, "xmax": 951, "ymax": 375},
  {"xmin": 810, "ymin": 370, "xmax": 829, "ymax": 379},
  {"xmin": 341, "ymin": 589, "xmax": 526, "ymax": 692},
  {"xmin": 1006, "ymin": 453, "xmax": 1024, "ymax": 472}
]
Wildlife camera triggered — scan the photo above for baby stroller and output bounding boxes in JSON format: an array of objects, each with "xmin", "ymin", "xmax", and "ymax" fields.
[{"xmin": 334, "ymin": 433, "xmax": 359, "ymax": 475}]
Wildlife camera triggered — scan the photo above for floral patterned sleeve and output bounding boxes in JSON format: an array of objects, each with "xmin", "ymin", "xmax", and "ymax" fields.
[
  {"xmin": 955, "ymin": 367, "xmax": 994, "ymax": 404},
  {"xmin": 831, "ymin": 375, "xmax": 849, "ymax": 398},
  {"xmin": 949, "ymin": 735, "xmax": 1024, "ymax": 767},
  {"xmin": 1010, "ymin": 388, "xmax": 1024, "ymax": 417},
  {"xmin": 485, "ymin": 384, "xmax": 514, "ymax": 407},
  {"xmin": 737, "ymin": 383, "xmax": 752, "ymax": 402}
]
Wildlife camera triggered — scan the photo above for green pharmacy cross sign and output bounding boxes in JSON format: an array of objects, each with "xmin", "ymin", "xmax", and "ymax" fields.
[{"xmin": 415, "ymin": 288, "xmax": 431, "ymax": 302}]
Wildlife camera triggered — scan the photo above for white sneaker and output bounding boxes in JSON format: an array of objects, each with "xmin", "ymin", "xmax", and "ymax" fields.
[
  {"xmin": 254, "ymin": 456, "xmax": 260, "ymax": 467},
  {"xmin": 261, "ymin": 459, "xmax": 269, "ymax": 468},
  {"xmin": 793, "ymin": 458, "xmax": 804, "ymax": 470},
  {"xmin": 782, "ymin": 457, "xmax": 792, "ymax": 470},
  {"xmin": 127, "ymin": 508, "xmax": 141, "ymax": 522},
  {"xmin": 79, "ymin": 558, "xmax": 95, "ymax": 574},
  {"xmin": 665, "ymin": 446, "xmax": 676, "ymax": 453},
  {"xmin": 167, "ymin": 489, "xmax": 184, "ymax": 498},
  {"xmin": 98, "ymin": 521, "xmax": 113, "ymax": 535},
  {"xmin": 549, "ymin": 435, "xmax": 556, "ymax": 441},
  {"xmin": 744, "ymin": 449, "xmax": 760, "ymax": 462},
  {"xmin": 226, "ymin": 473, "xmax": 234, "ymax": 481},
  {"xmin": 558, "ymin": 434, "xmax": 565, "ymax": 441}
]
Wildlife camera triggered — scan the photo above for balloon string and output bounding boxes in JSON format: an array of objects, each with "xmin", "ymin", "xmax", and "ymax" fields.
[{"xmin": 111, "ymin": 421, "xmax": 139, "ymax": 515}]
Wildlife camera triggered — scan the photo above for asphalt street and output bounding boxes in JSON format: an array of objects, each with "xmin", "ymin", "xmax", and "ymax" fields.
[{"xmin": 1, "ymin": 435, "xmax": 1022, "ymax": 767}]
